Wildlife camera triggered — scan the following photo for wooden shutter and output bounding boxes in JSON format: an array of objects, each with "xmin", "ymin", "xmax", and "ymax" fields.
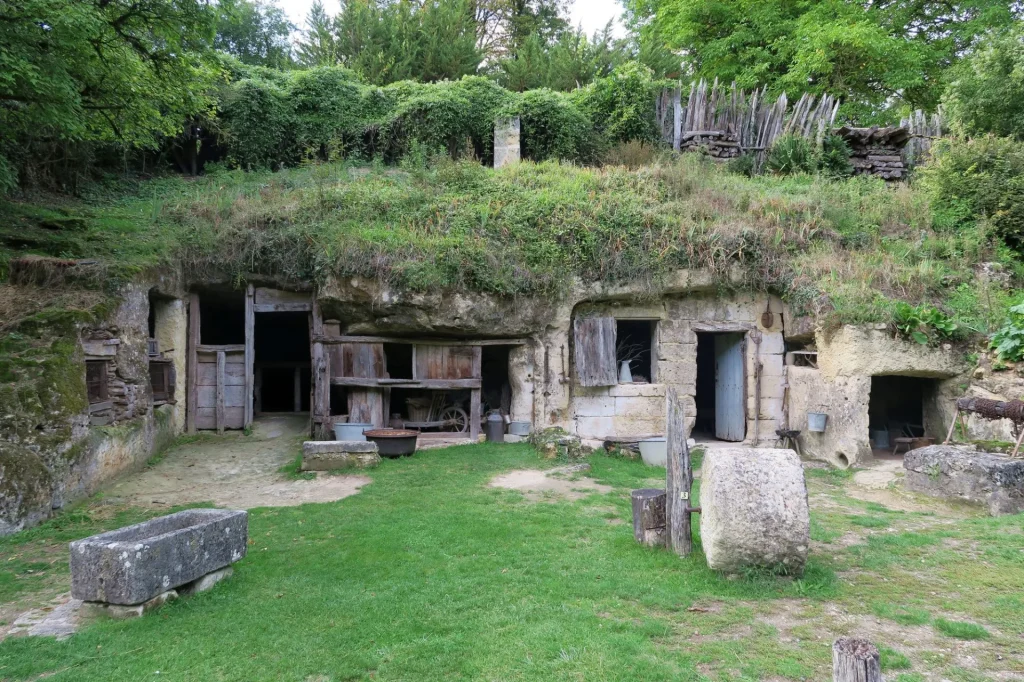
[
  {"xmin": 573, "ymin": 316, "xmax": 617, "ymax": 387},
  {"xmin": 86, "ymin": 361, "xmax": 108, "ymax": 403}
]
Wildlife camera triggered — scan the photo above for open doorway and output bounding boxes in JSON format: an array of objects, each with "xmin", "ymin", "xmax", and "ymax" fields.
[
  {"xmin": 482, "ymin": 345, "xmax": 512, "ymax": 415},
  {"xmin": 694, "ymin": 332, "xmax": 746, "ymax": 442},
  {"xmin": 869, "ymin": 375, "xmax": 937, "ymax": 453},
  {"xmin": 254, "ymin": 312, "xmax": 310, "ymax": 414}
]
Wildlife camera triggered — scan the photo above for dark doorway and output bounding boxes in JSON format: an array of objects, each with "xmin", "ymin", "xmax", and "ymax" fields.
[
  {"xmin": 695, "ymin": 331, "xmax": 746, "ymax": 442},
  {"xmin": 197, "ymin": 289, "xmax": 245, "ymax": 345},
  {"xmin": 254, "ymin": 312, "xmax": 310, "ymax": 413},
  {"xmin": 482, "ymin": 345, "xmax": 512, "ymax": 415},
  {"xmin": 869, "ymin": 375, "xmax": 935, "ymax": 447}
]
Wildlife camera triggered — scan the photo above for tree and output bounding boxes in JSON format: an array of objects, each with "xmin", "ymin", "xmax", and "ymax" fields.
[
  {"xmin": 333, "ymin": 0, "xmax": 481, "ymax": 84},
  {"xmin": 625, "ymin": 0, "xmax": 1023, "ymax": 121},
  {"xmin": 943, "ymin": 26, "xmax": 1024, "ymax": 141},
  {"xmin": 494, "ymin": 23, "xmax": 629, "ymax": 92},
  {"xmin": 215, "ymin": 0, "xmax": 295, "ymax": 69},
  {"xmin": 296, "ymin": 1, "xmax": 340, "ymax": 68},
  {"xmin": 0, "ymin": 0, "xmax": 218, "ymax": 192}
]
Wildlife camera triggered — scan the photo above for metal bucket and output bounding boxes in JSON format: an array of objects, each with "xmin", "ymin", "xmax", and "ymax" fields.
[
  {"xmin": 485, "ymin": 413, "xmax": 505, "ymax": 442},
  {"xmin": 508, "ymin": 421, "xmax": 531, "ymax": 436},
  {"xmin": 807, "ymin": 412, "xmax": 828, "ymax": 433},
  {"xmin": 873, "ymin": 429, "xmax": 890, "ymax": 449},
  {"xmin": 638, "ymin": 437, "xmax": 668, "ymax": 467},
  {"xmin": 334, "ymin": 422, "xmax": 372, "ymax": 441}
]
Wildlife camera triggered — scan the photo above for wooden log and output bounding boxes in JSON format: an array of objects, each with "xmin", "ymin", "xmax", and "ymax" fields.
[
  {"xmin": 186, "ymin": 293, "xmax": 200, "ymax": 434},
  {"xmin": 832, "ymin": 638, "xmax": 882, "ymax": 682},
  {"xmin": 631, "ymin": 489, "xmax": 667, "ymax": 547},
  {"xmin": 216, "ymin": 350, "xmax": 226, "ymax": 435},
  {"xmin": 666, "ymin": 387, "xmax": 693, "ymax": 557}
]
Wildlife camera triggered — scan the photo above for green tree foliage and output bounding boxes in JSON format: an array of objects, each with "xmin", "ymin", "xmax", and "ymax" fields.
[
  {"xmin": 0, "ymin": 0, "xmax": 218, "ymax": 192},
  {"xmin": 506, "ymin": 89, "xmax": 597, "ymax": 162},
  {"xmin": 573, "ymin": 62, "xmax": 663, "ymax": 144},
  {"xmin": 333, "ymin": 0, "xmax": 481, "ymax": 84},
  {"xmin": 296, "ymin": 1, "xmax": 340, "ymax": 68},
  {"xmin": 626, "ymin": 0, "xmax": 1022, "ymax": 121},
  {"xmin": 944, "ymin": 26, "xmax": 1024, "ymax": 141},
  {"xmin": 494, "ymin": 24, "xmax": 627, "ymax": 92},
  {"xmin": 214, "ymin": 0, "xmax": 295, "ymax": 69},
  {"xmin": 921, "ymin": 135, "xmax": 1024, "ymax": 252}
]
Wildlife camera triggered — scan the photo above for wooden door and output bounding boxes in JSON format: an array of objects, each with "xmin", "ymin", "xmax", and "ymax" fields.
[
  {"xmin": 334, "ymin": 342, "xmax": 388, "ymax": 427},
  {"xmin": 573, "ymin": 316, "xmax": 617, "ymax": 387},
  {"xmin": 195, "ymin": 350, "xmax": 246, "ymax": 432},
  {"xmin": 714, "ymin": 333, "xmax": 746, "ymax": 442}
]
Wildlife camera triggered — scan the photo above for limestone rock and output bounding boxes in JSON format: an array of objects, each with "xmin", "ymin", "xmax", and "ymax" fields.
[
  {"xmin": 700, "ymin": 448, "xmax": 810, "ymax": 575},
  {"xmin": 70, "ymin": 509, "xmax": 247, "ymax": 605},
  {"xmin": 528, "ymin": 427, "xmax": 583, "ymax": 460},
  {"xmin": 301, "ymin": 441, "xmax": 381, "ymax": 470},
  {"xmin": 904, "ymin": 445, "xmax": 1024, "ymax": 516},
  {"xmin": 80, "ymin": 590, "xmax": 178, "ymax": 620}
]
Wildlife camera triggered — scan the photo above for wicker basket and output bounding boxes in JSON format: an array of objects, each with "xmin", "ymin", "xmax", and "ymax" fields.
[{"xmin": 406, "ymin": 398, "xmax": 432, "ymax": 422}]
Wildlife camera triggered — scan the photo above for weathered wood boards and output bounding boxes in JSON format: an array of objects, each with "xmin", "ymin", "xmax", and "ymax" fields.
[
  {"xmin": 573, "ymin": 316, "xmax": 617, "ymax": 387},
  {"xmin": 195, "ymin": 350, "xmax": 245, "ymax": 431}
]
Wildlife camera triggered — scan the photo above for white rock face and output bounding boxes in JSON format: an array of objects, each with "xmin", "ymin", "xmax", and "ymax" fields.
[{"xmin": 700, "ymin": 448, "xmax": 810, "ymax": 575}]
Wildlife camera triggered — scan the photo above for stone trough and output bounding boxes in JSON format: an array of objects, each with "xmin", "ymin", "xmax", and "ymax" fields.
[
  {"xmin": 301, "ymin": 441, "xmax": 381, "ymax": 471},
  {"xmin": 70, "ymin": 509, "xmax": 247, "ymax": 615}
]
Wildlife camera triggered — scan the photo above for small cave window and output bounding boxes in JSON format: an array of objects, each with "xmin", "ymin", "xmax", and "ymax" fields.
[
  {"xmin": 149, "ymin": 360, "xmax": 176, "ymax": 404},
  {"xmin": 86, "ymin": 360, "xmax": 109, "ymax": 403},
  {"xmin": 616, "ymin": 320, "xmax": 655, "ymax": 383}
]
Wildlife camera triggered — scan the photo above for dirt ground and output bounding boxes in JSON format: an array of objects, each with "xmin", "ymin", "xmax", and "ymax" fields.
[
  {"xmin": 104, "ymin": 414, "xmax": 371, "ymax": 509},
  {"xmin": 489, "ymin": 465, "xmax": 613, "ymax": 501}
]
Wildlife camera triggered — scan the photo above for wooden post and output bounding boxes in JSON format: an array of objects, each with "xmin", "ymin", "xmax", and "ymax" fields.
[
  {"xmin": 293, "ymin": 366, "xmax": 302, "ymax": 413},
  {"xmin": 216, "ymin": 350, "xmax": 226, "ymax": 435},
  {"xmin": 672, "ymin": 87, "xmax": 683, "ymax": 152},
  {"xmin": 470, "ymin": 345, "xmax": 482, "ymax": 440},
  {"xmin": 310, "ymin": 299, "xmax": 327, "ymax": 438},
  {"xmin": 832, "ymin": 638, "xmax": 882, "ymax": 682},
  {"xmin": 631, "ymin": 489, "xmax": 667, "ymax": 547},
  {"xmin": 186, "ymin": 293, "xmax": 200, "ymax": 434},
  {"xmin": 244, "ymin": 284, "xmax": 255, "ymax": 429},
  {"xmin": 943, "ymin": 408, "xmax": 959, "ymax": 444},
  {"xmin": 666, "ymin": 387, "xmax": 693, "ymax": 557}
]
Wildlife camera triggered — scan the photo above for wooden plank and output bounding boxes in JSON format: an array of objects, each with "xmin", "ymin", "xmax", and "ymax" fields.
[
  {"xmin": 470, "ymin": 388, "xmax": 481, "ymax": 440},
  {"xmin": 310, "ymin": 299, "xmax": 327, "ymax": 437},
  {"xmin": 573, "ymin": 316, "xmax": 617, "ymax": 387},
  {"xmin": 330, "ymin": 377, "xmax": 481, "ymax": 389},
  {"xmin": 198, "ymin": 359, "xmax": 246, "ymax": 386},
  {"xmin": 196, "ymin": 407, "xmax": 244, "ymax": 430},
  {"xmin": 216, "ymin": 350, "xmax": 226, "ymax": 435},
  {"xmin": 197, "ymin": 344, "xmax": 245, "ymax": 353},
  {"xmin": 198, "ymin": 385, "xmax": 246, "ymax": 409},
  {"xmin": 313, "ymin": 335, "xmax": 528, "ymax": 347},
  {"xmin": 244, "ymin": 284, "xmax": 255, "ymax": 428},
  {"xmin": 348, "ymin": 388, "xmax": 386, "ymax": 427},
  {"xmin": 293, "ymin": 367, "xmax": 302, "ymax": 413},
  {"xmin": 187, "ymin": 293, "xmax": 200, "ymax": 434},
  {"xmin": 414, "ymin": 345, "xmax": 476, "ymax": 380},
  {"xmin": 253, "ymin": 303, "xmax": 312, "ymax": 313},
  {"xmin": 666, "ymin": 387, "xmax": 693, "ymax": 557}
]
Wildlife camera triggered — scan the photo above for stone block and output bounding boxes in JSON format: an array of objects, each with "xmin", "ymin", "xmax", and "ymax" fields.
[
  {"xmin": 700, "ymin": 448, "xmax": 809, "ymax": 575},
  {"xmin": 659, "ymin": 321, "xmax": 696, "ymax": 344},
  {"xmin": 904, "ymin": 446, "xmax": 1024, "ymax": 516},
  {"xmin": 576, "ymin": 416, "xmax": 615, "ymax": 439},
  {"xmin": 760, "ymin": 354, "xmax": 785, "ymax": 377},
  {"xmin": 758, "ymin": 333, "xmax": 785, "ymax": 355},
  {"xmin": 758, "ymin": 397, "xmax": 785, "ymax": 420},
  {"xmin": 178, "ymin": 566, "xmax": 233, "ymax": 596},
  {"xmin": 494, "ymin": 117, "xmax": 521, "ymax": 168},
  {"xmin": 301, "ymin": 441, "xmax": 381, "ymax": 471},
  {"xmin": 758, "ymin": 374, "xmax": 786, "ymax": 400},
  {"xmin": 614, "ymin": 396, "xmax": 664, "ymax": 420},
  {"xmin": 503, "ymin": 434, "xmax": 526, "ymax": 444},
  {"xmin": 81, "ymin": 590, "xmax": 178, "ymax": 620},
  {"xmin": 608, "ymin": 383, "xmax": 667, "ymax": 398},
  {"xmin": 657, "ymin": 342, "xmax": 696, "ymax": 362},
  {"xmin": 574, "ymin": 396, "xmax": 615, "ymax": 417},
  {"xmin": 70, "ymin": 509, "xmax": 248, "ymax": 605},
  {"xmin": 666, "ymin": 298, "xmax": 698, "ymax": 320},
  {"xmin": 657, "ymin": 361, "xmax": 697, "ymax": 388}
]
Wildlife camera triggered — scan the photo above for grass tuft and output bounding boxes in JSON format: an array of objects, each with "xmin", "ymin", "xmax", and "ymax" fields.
[{"xmin": 933, "ymin": 618, "xmax": 990, "ymax": 640}]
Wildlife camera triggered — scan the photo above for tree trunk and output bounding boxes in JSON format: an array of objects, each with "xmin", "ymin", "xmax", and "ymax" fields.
[
  {"xmin": 832, "ymin": 638, "xmax": 882, "ymax": 682},
  {"xmin": 631, "ymin": 489, "xmax": 667, "ymax": 547}
]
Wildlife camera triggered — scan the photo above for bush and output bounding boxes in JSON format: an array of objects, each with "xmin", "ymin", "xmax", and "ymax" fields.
[
  {"xmin": 290, "ymin": 67, "xmax": 367, "ymax": 159},
  {"xmin": 575, "ymin": 62, "xmax": 663, "ymax": 145},
  {"xmin": 726, "ymin": 154, "xmax": 756, "ymax": 177},
  {"xmin": 219, "ymin": 78, "xmax": 297, "ymax": 170},
  {"xmin": 507, "ymin": 89, "xmax": 598, "ymax": 163},
  {"xmin": 765, "ymin": 135, "xmax": 815, "ymax": 175},
  {"xmin": 892, "ymin": 302, "xmax": 958, "ymax": 345},
  {"xmin": 943, "ymin": 26, "xmax": 1024, "ymax": 141},
  {"xmin": 818, "ymin": 134, "xmax": 853, "ymax": 178},
  {"xmin": 920, "ymin": 135, "xmax": 1024, "ymax": 250},
  {"xmin": 991, "ymin": 303, "xmax": 1024, "ymax": 361}
]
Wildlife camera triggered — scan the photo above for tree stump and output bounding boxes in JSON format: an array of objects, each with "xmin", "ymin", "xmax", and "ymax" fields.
[
  {"xmin": 832, "ymin": 638, "xmax": 882, "ymax": 682},
  {"xmin": 631, "ymin": 489, "xmax": 667, "ymax": 547}
]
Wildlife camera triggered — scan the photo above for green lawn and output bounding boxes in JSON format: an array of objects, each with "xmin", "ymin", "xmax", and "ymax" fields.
[{"xmin": 0, "ymin": 443, "xmax": 1021, "ymax": 681}]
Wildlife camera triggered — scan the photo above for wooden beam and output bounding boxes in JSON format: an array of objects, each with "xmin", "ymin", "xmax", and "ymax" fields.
[
  {"xmin": 470, "ymin": 344, "xmax": 483, "ymax": 440},
  {"xmin": 253, "ymin": 303, "xmax": 312, "ymax": 313},
  {"xmin": 244, "ymin": 284, "xmax": 255, "ymax": 429},
  {"xmin": 310, "ymin": 298, "xmax": 328, "ymax": 438},
  {"xmin": 666, "ymin": 387, "xmax": 693, "ymax": 557},
  {"xmin": 198, "ymin": 344, "xmax": 246, "ymax": 353},
  {"xmin": 216, "ymin": 350, "xmax": 226, "ymax": 435},
  {"xmin": 330, "ymin": 377, "xmax": 481, "ymax": 390},
  {"xmin": 312, "ymin": 335, "xmax": 528, "ymax": 347},
  {"xmin": 186, "ymin": 293, "xmax": 200, "ymax": 434},
  {"xmin": 293, "ymin": 366, "xmax": 302, "ymax": 413}
]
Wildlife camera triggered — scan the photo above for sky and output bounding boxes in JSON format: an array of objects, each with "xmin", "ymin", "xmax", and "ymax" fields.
[{"xmin": 276, "ymin": 0, "xmax": 627, "ymax": 38}]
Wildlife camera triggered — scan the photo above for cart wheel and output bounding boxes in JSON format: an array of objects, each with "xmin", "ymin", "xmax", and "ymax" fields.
[{"xmin": 439, "ymin": 407, "xmax": 469, "ymax": 433}]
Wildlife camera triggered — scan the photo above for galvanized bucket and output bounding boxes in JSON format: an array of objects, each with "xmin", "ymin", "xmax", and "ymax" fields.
[{"xmin": 807, "ymin": 412, "xmax": 828, "ymax": 433}]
